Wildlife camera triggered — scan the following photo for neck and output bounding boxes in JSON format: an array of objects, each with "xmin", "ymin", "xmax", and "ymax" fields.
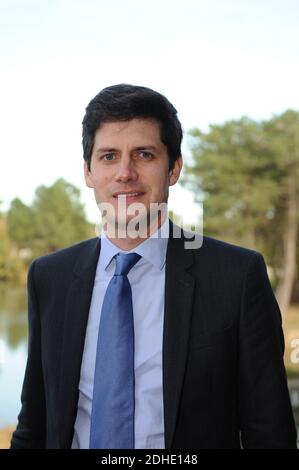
[
  {"xmin": 107, "ymin": 235, "xmax": 147, "ymax": 251},
  {"xmin": 105, "ymin": 214, "xmax": 167, "ymax": 251}
]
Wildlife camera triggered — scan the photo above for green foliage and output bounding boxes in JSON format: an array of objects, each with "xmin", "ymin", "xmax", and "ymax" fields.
[
  {"xmin": 183, "ymin": 111, "xmax": 299, "ymax": 290},
  {"xmin": 7, "ymin": 198, "xmax": 35, "ymax": 249},
  {"xmin": 0, "ymin": 216, "xmax": 23, "ymax": 283},
  {"xmin": 7, "ymin": 178, "xmax": 93, "ymax": 260}
]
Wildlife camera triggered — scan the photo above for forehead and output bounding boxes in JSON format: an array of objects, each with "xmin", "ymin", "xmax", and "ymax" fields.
[{"xmin": 94, "ymin": 118, "xmax": 163, "ymax": 145}]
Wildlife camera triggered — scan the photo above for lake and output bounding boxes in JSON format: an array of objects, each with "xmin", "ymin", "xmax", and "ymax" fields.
[{"xmin": 0, "ymin": 286, "xmax": 28, "ymax": 428}]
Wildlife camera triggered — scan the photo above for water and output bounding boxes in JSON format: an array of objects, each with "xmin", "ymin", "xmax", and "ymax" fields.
[{"xmin": 0, "ymin": 286, "xmax": 28, "ymax": 428}]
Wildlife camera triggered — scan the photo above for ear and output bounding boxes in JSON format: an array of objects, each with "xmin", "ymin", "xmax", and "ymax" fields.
[
  {"xmin": 84, "ymin": 161, "xmax": 94, "ymax": 188},
  {"xmin": 169, "ymin": 157, "xmax": 183, "ymax": 186}
]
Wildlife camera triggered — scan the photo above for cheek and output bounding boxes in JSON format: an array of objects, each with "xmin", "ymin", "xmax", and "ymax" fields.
[
  {"xmin": 93, "ymin": 172, "xmax": 110, "ymax": 186},
  {"xmin": 150, "ymin": 175, "xmax": 169, "ymax": 196},
  {"xmin": 103, "ymin": 175, "xmax": 111, "ymax": 183}
]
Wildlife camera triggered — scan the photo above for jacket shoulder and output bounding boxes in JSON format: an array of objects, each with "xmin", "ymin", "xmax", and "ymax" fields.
[
  {"xmin": 170, "ymin": 228, "xmax": 264, "ymax": 278},
  {"xmin": 198, "ymin": 235, "xmax": 264, "ymax": 270},
  {"xmin": 30, "ymin": 238, "xmax": 100, "ymax": 282},
  {"xmin": 34, "ymin": 238, "xmax": 98, "ymax": 264},
  {"xmin": 201, "ymin": 235, "xmax": 261, "ymax": 258}
]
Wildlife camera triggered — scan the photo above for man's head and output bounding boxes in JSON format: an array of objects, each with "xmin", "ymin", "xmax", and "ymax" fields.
[
  {"xmin": 82, "ymin": 84, "xmax": 183, "ymax": 171},
  {"xmin": 83, "ymin": 84, "xmax": 183, "ymax": 238}
]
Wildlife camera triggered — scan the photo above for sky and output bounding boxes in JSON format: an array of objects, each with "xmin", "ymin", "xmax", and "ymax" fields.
[{"xmin": 0, "ymin": 0, "xmax": 299, "ymax": 224}]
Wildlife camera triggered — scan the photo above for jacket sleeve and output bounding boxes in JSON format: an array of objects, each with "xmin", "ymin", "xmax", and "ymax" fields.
[
  {"xmin": 238, "ymin": 252, "xmax": 297, "ymax": 448},
  {"xmin": 10, "ymin": 261, "xmax": 46, "ymax": 449}
]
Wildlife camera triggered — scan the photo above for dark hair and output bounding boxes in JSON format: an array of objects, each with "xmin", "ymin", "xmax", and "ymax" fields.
[{"xmin": 82, "ymin": 84, "xmax": 182, "ymax": 170}]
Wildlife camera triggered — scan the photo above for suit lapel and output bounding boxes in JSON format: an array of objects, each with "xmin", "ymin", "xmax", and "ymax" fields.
[
  {"xmin": 163, "ymin": 224, "xmax": 195, "ymax": 448},
  {"xmin": 58, "ymin": 238, "xmax": 101, "ymax": 448}
]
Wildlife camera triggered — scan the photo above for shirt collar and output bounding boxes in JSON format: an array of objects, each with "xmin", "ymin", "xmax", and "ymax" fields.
[{"xmin": 99, "ymin": 218, "xmax": 169, "ymax": 272}]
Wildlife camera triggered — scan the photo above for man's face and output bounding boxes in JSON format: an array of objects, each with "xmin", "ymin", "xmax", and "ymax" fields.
[{"xmin": 84, "ymin": 118, "xmax": 182, "ymax": 230}]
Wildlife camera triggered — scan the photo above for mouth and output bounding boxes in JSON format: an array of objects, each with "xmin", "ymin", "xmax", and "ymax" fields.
[{"xmin": 112, "ymin": 191, "xmax": 145, "ymax": 202}]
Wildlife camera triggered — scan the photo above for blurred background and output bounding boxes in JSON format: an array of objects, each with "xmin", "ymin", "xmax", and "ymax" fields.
[{"xmin": 1, "ymin": 0, "xmax": 299, "ymax": 448}]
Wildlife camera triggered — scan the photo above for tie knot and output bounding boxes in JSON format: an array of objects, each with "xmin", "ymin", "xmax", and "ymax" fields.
[{"xmin": 114, "ymin": 252, "xmax": 141, "ymax": 276}]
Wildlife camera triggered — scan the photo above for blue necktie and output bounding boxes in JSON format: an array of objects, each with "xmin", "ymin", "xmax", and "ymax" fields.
[{"xmin": 89, "ymin": 252, "xmax": 141, "ymax": 449}]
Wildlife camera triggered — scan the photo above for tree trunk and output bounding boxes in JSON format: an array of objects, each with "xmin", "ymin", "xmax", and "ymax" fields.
[{"xmin": 275, "ymin": 179, "xmax": 298, "ymax": 315}]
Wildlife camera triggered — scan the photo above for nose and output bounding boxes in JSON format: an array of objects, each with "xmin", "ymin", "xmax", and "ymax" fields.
[{"xmin": 115, "ymin": 156, "xmax": 138, "ymax": 183}]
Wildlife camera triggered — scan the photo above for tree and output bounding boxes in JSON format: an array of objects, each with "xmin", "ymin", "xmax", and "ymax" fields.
[
  {"xmin": 183, "ymin": 111, "xmax": 299, "ymax": 314},
  {"xmin": 0, "ymin": 214, "xmax": 23, "ymax": 283},
  {"xmin": 184, "ymin": 118, "xmax": 280, "ymax": 246},
  {"xmin": 7, "ymin": 198, "xmax": 35, "ymax": 250},
  {"xmin": 7, "ymin": 179, "xmax": 93, "ymax": 259},
  {"xmin": 263, "ymin": 111, "xmax": 299, "ymax": 314}
]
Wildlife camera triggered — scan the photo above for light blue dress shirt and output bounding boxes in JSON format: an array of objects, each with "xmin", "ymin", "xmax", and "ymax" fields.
[{"xmin": 72, "ymin": 219, "xmax": 169, "ymax": 449}]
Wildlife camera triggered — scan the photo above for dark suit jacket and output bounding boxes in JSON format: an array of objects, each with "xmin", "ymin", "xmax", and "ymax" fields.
[{"xmin": 11, "ymin": 224, "xmax": 297, "ymax": 449}]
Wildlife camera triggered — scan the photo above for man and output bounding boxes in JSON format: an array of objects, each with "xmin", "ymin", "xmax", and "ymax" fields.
[{"xmin": 11, "ymin": 84, "xmax": 297, "ymax": 449}]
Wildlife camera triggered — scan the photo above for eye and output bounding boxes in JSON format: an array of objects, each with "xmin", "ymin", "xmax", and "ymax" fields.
[
  {"xmin": 102, "ymin": 153, "xmax": 115, "ymax": 161},
  {"xmin": 139, "ymin": 151, "xmax": 154, "ymax": 160}
]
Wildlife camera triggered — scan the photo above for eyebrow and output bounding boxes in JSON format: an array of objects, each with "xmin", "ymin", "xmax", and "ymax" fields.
[
  {"xmin": 134, "ymin": 146, "xmax": 158, "ymax": 152},
  {"xmin": 95, "ymin": 147, "xmax": 117, "ymax": 154},
  {"xmin": 95, "ymin": 145, "xmax": 159, "ymax": 155}
]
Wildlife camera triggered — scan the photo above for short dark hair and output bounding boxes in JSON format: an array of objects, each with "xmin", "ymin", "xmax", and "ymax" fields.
[{"xmin": 82, "ymin": 84, "xmax": 183, "ymax": 170}]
